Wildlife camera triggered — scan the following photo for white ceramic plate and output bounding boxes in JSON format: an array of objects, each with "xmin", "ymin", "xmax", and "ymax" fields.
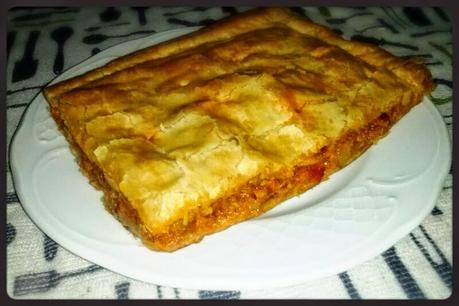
[{"xmin": 10, "ymin": 27, "xmax": 451, "ymax": 290}]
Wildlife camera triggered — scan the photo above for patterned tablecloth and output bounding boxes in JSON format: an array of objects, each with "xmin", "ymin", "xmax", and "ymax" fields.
[{"xmin": 6, "ymin": 7, "xmax": 452, "ymax": 299}]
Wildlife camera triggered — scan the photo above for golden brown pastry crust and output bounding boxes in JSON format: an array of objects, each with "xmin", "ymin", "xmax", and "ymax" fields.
[{"xmin": 44, "ymin": 7, "xmax": 433, "ymax": 251}]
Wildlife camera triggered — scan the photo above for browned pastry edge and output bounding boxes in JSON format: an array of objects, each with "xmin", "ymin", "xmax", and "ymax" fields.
[
  {"xmin": 43, "ymin": 7, "xmax": 434, "ymax": 105},
  {"xmin": 49, "ymin": 98, "xmax": 414, "ymax": 251},
  {"xmin": 43, "ymin": 7, "xmax": 434, "ymax": 251}
]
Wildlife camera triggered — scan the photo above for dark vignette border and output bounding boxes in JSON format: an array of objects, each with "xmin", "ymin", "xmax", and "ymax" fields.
[{"xmin": 1, "ymin": 0, "xmax": 457, "ymax": 305}]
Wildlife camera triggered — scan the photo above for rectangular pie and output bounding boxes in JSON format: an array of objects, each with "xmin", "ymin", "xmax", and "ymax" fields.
[{"xmin": 43, "ymin": 7, "xmax": 433, "ymax": 251}]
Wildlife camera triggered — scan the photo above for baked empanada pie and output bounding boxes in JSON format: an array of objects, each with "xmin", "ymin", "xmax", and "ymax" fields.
[{"xmin": 44, "ymin": 8, "xmax": 433, "ymax": 251}]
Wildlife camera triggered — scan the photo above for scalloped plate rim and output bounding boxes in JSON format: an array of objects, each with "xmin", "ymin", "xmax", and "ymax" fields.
[{"xmin": 9, "ymin": 27, "xmax": 451, "ymax": 290}]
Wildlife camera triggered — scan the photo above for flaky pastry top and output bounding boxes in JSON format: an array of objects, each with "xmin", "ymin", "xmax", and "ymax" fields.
[{"xmin": 44, "ymin": 8, "xmax": 433, "ymax": 233}]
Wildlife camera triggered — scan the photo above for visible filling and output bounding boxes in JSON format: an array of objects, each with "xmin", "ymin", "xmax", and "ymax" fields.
[
  {"xmin": 50, "ymin": 100, "xmax": 401, "ymax": 251},
  {"xmin": 46, "ymin": 24, "xmax": 431, "ymax": 251}
]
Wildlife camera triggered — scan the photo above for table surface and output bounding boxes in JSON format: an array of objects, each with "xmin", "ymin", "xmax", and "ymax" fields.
[{"xmin": 6, "ymin": 7, "xmax": 452, "ymax": 299}]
